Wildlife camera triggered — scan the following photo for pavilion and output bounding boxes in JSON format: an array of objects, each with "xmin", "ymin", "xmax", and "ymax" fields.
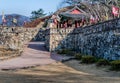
[
  {"xmin": 47, "ymin": 2, "xmax": 112, "ymax": 28},
  {"xmin": 57, "ymin": 6, "xmax": 90, "ymax": 28}
]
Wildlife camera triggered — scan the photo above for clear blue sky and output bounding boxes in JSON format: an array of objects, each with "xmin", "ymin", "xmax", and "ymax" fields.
[{"xmin": 0, "ymin": 0, "xmax": 61, "ymax": 17}]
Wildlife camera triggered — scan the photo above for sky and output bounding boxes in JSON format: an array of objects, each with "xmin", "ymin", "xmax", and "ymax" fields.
[{"xmin": 0, "ymin": 0, "xmax": 61, "ymax": 17}]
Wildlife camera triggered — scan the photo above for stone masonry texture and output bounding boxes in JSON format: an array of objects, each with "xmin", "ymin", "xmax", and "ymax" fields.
[
  {"xmin": 0, "ymin": 27, "xmax": 40, "ymax": 57},
  {"xmin": 45, "ymin": 18, "xmax": 120, "ymax": 60}
]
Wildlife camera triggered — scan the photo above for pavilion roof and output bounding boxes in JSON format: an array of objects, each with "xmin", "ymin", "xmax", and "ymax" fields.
[
  {"xmin": 59, "ymin": 6, "xmax": 90, "ymax": 20},
  {"xmin": 54, "ymin": 2, "xmax": 111, "ymax": 21},
  {"xmin": 24, "ymin": 15, "xmax": 52, "ymax": 28}
]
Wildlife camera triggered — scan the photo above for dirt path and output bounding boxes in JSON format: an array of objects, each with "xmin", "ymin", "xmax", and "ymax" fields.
[
  {"xmin": 0, "ymin": 42, "xmax": 119, "ymax": 83},
  {"xmin": 0, "ymin": 62, "xmax": 119, "ymax": 83},
  {"xmin": 0, "ymin": 42, "xmax": 62, "ymax": 70}
]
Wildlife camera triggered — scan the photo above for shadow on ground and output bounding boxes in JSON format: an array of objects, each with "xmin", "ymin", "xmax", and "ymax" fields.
[
  {"xmin": 0, "ymin": 42, "xmax": 118, "ymax": 83},
  {"xmin": 28, "ymin": 42, "xmax": 47, "ymax": 51}
]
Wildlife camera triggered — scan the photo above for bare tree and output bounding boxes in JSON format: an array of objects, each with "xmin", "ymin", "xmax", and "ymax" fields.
[{"xmin": 58, "ymin": 0, "xmax": 112, "ymax": 21}]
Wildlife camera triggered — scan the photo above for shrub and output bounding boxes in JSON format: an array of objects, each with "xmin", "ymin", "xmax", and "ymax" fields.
[
  {"xmin": 57, "ymin": 49, "xmax": 71, "ymax": 55},
  {"xmin": 81, "ymin": 55, "xmax": 96, "ymax": 64},
  {"xmin": 96, "ymin": 59, "xmax": 110, "ymax": 66},
  {"xmin": 66, "ymin": 51, "xmax": 75, "ymax": 56},
  {"xmin": 74, "ymin": 53, "xmax": 82, "ymax": 60},
  {"xmin": 57, "ymin": 50, "xmax": 63, "ymax": 54},
  {"xmin": 110, "ymin": 60, "xmax": 120, "ymax": 71}
]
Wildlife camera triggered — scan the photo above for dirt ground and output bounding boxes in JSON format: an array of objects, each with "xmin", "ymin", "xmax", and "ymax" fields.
[{"xmin": 0, "ymin": 60, "xmax": 119, "ymax": 83}]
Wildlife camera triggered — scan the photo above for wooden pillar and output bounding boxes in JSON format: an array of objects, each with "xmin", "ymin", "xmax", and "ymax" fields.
[
  {"xmin": 78, "ymin": 21, "xmax": 80, "ymax": 27},
  {"xmin": 75, "ymin": 21, "xmax": 77, "ymax": 28},
  {"xmin": 77, "ymin": 21, "xmax": 79, "ymax": 27}
]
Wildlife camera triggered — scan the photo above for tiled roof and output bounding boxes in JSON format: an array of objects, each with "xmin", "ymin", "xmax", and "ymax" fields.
[{"xmin": 24, "ymin": 15, "xmax": 52, "ymax": 28}]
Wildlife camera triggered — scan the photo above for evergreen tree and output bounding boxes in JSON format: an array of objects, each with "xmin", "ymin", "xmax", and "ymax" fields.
[{"xmin": 30, "ymin": 8, "xmax": 46, "ymax": 20}]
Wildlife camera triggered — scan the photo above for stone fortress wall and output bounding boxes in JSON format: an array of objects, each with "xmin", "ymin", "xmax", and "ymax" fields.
[
  {"xmin": 45, "ymin": 18, "xmax": 120, "ymax": 60},
  {"xmin": 0, "ymin": 27, "xmax": 40, "ymax": 57},
  {"xmin": 1, "ymin": 18, "xmax": 120, "ymax": 60}
]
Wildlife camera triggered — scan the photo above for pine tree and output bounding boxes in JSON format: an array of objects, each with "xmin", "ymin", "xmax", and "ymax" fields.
[{"xmin": 30, "ymin": 8, "xmax": 46, "ymax": 20}]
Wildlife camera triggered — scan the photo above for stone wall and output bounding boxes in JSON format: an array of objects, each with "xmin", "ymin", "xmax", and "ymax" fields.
[
  {"xmin": 45, "ymin": 18, "xmax": 120, "ymax": 60},
  {"xmin": 32, "ymin": 28, "xmax": 46, "ymax": 41},
  {"xmin": 0, "ymin": 27, "xmax": 40, "ymax": 57}
]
